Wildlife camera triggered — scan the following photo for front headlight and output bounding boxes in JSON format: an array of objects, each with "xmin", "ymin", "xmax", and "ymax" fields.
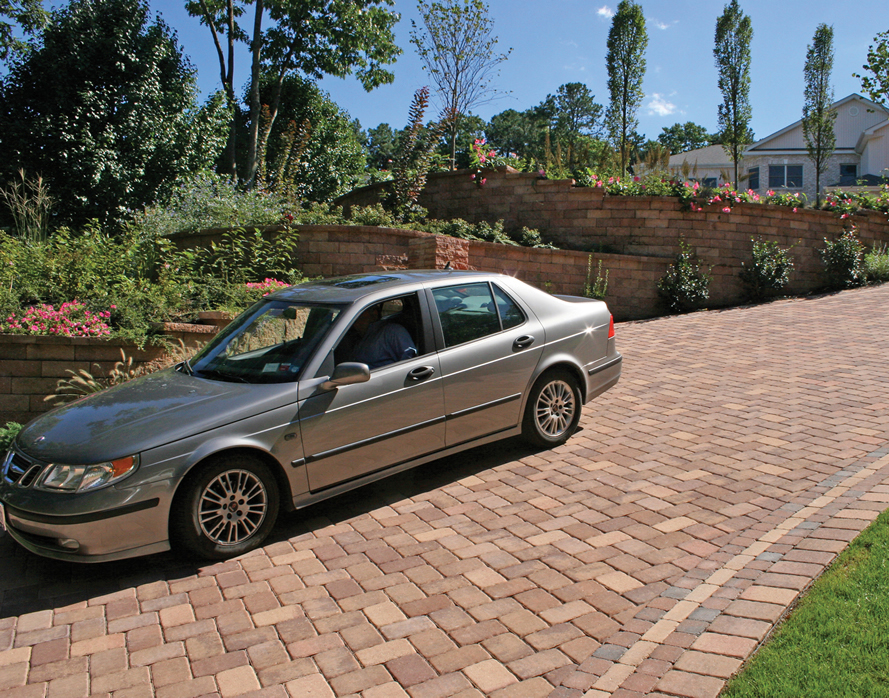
[{"xmin": 37, "ymin": 455, "xmax": 139, "ymax": 493}]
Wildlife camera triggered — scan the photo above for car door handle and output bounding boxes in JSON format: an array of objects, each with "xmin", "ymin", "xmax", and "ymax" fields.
[
  {"xmin": 408, "ymin": 366, "xmax": 435, "ymax": 381},
  {"xmin": 513, "ymin": 335, "xmax": 535, "ymax": 349}
]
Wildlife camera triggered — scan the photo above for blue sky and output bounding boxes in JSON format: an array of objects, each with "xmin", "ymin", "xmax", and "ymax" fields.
[{"xmin": 154, "ymin": 0, "xmax": 887, "ymax": 143}]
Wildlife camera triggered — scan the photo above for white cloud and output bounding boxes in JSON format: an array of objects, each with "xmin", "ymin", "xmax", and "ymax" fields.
[
  {"xmin": 597, "ymin": 5, "xmax": 615, "ymax": 20},
  {"xmin": 647, "ymin": 93, "xmax": 677, "ymax": 117},
  {"xmin": 652, "ymin": 19, "xmax": 671, "ymax": 30}
]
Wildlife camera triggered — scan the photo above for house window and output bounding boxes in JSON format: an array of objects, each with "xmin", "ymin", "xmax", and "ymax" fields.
[
  {"xmin": 748, "ymin": 167, "xmax": 760, "ymax": 190},
  {"xmin": 768, "ymin": 164, "xmax": 803, "ymax": 188},
  {"xmin": 702, "ymin": 177, "xmax": 718, "ymax": 188},
  {"xmin": 839, "ymin": 164, "xmax": 858, "ymax": 186}
]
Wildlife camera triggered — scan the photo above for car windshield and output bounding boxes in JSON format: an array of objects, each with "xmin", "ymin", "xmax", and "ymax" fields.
[{"xmin": 190, "ymin": 300, "xmax": 341, "ymax": 383}]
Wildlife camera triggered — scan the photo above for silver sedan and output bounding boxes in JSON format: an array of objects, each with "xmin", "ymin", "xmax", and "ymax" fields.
[{"xmin": 0, "ymin": 270, "xmax": 622, "ymax": 562}]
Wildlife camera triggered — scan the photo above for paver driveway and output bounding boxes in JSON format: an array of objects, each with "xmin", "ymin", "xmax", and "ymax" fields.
[{"xmin": 2, "ymin": 285, "xmax": 889, "ymax": 698}]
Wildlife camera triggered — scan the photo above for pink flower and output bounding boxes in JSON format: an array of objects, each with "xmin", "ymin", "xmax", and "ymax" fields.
[
  {"xmin": 480, "ymin": 178, "xmax": 487, "ymax": 185},
  {"xmin": 470, "ymin": 174, "xmax": 476, "ymax": 180},
  {"xmin": 722, "ymin": 207, "xmax": 731, "ymax": 213}
]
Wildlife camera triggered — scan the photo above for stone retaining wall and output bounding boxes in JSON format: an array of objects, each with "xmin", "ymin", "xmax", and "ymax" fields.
[{"xmin": 337, "ymin": 167, "xmax": 889, "ymax": 307}]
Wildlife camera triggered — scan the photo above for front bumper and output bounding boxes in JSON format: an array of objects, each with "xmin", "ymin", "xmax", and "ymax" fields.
[
  {"xmin": 2, "ymin": 496, "xmax": 171, "ymax": 562},
  {"xmin": 1, "ymin": 448, "xmax": 175, "ymax": 562}
]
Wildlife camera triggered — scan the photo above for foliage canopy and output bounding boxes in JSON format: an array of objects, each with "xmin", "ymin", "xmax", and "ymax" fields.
[
  {"xmin": 802, "ymin": 24, "xmax": 836, "ymax": 207},
  {"xmin": 410, "ymin": 0, "xmax": 511, "ymax": 170},
  {"xmin": 0, "ymin": 0, "xmax": 228, "ymax": 228},
  {"xmin": 605, "ymin": 0, "xmax": 647, "ymax": 178},
  {"xmin": 714, "ymin": 0, "xmax": 753, "ymax": 187}
]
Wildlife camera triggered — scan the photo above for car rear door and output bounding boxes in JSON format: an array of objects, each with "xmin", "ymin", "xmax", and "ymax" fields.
[
  {"xmin": 299, "ymin": 292, "xmax": 446, "ymax": 491},
  {"xmin": 429, "ymin": 281, "xmax": 544, "ymax": 447}
]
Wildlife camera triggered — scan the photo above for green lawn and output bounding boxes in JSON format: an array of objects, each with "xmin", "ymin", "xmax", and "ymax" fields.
[{"xmin": 722, "ymin": 509, "xmax": 889, "ymax": 697}]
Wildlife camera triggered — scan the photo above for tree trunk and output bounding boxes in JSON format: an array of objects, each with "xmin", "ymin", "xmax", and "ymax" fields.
[{"xmin": 245, "ymin": 0, "xmax": 265, "ymax": 186}]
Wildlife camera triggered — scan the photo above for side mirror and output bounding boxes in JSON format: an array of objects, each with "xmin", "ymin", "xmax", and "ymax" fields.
[{"xmin": 321, "ymin": 362, "xmax": 370, "ymax": 390}]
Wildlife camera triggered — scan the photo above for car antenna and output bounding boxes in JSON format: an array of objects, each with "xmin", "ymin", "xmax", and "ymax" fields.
[{"xmin": 444, "ymin": 261, "xmax": 452, "ymax": 270}]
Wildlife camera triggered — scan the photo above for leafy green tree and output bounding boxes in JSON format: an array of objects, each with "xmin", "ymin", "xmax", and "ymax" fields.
[
  {"xmin": 0, "ymin": 0, "xmax": 228, "ymax": 228},
  {"xmin": 657, "ymin": 122, "xmax": 715, "ymax": 155},
  {"xmin": 366, "ymin": 123, "xmax": 399, "ymax": 170},
  {"xmin": 856, "ymin": 31, "xmax": 889, "ymax": 106},
  {"xmin": 550, "ymin": 82, "xmax": 605, "ymax": 163},
  {"xmin": 802, "ymin": 24, "xmax": 836, "ymax": 207},
  {"xmin": 187, "ymin": 0, "xmax": 400, "ymax": 183},
  {"xmin": 486, "ymin": 109, "xmax": 538, "ymax": 158},
  {"xmin": 437, "ymin": 113, "xmax": 486, "ymax": 169},
  {"xmin": 605, "ymin": 0, "xmax": 648, "ymax": 178},
  {"xmin": 714, "ymin": 0, "xmax": 753, "ymax": 187},
  {"xmin": 259, "ymin": 74, "xmax": 366, "ymax": 202},
  {"xmin": 0, "ymin": 0, "xmax": 46, "ymax": 63},
  {"xmin": 410, "ymin": 0, "xmax": 511, "ymax": 170}
]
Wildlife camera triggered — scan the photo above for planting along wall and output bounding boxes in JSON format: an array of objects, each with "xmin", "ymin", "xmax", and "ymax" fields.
[
  {"xmin": 337, "ymin": 167, "xmax": 889, "ymax": 307},
  {"xmin": 7, "ymin": 174, "xmax": 889, "ymax": 425}
]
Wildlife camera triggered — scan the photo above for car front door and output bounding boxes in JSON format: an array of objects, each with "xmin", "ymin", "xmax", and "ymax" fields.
[
  {"xmin": 430, "ymin": 281, "xmax": 544, "ymax": 447},
  {"xmin": 299, "ymin": 292, "xmax": 446, "ymax": 492}
]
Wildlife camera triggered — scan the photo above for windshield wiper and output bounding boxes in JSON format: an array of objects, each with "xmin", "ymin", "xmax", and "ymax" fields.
[{"xmin": 195, "ymin": 368, "xmax": 250, "ymax": 383}]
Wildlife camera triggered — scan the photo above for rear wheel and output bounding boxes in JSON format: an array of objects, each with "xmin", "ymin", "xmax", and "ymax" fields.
[
  {"xmin": 172, "ymin": 454, "xmax": 279, "ymax": 560},
  {"xmin": 522, "ymin": 370, "xmax": 582, "ymax": 448}
]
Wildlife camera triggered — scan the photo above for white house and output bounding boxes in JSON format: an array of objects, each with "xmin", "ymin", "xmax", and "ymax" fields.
[{"xmin": 668, "ymin": 94, "xmax": 889, "ymax": 201}]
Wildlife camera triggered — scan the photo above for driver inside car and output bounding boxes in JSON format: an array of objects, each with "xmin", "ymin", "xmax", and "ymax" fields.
[{"xmin": 339, "ymin": 303, "xmax": 417, "ymax": 369}]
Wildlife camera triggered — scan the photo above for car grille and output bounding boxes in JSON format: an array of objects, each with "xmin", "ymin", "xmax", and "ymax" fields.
[{"xmin": 2, "ymin": 451, "xmax": 45, "ymax": 488}]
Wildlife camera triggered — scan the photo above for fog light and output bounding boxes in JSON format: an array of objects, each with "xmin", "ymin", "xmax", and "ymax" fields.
[{"xmin": 57, "ymin": 538, "xmax": 80, "ymax": 550}]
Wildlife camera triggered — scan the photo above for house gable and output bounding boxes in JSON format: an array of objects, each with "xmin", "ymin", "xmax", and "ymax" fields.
[{"xmin": 748, "ymin": 94, "xmax": 887, "ymax": 153}]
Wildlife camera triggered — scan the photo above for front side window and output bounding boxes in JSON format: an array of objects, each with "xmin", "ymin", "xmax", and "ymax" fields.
[
  {"xmin": 433, "ymin": 282, "xmax": 525, "ymax": 347},
  {"xmin": 191, "ymin": 301, "xmax": 340, "ymax": 383},
  {"xmin": 768, "ymin": 164, "xmax": 803, "ymax": 188},
  {"xmin": 334, "ymin": 293, "xmax": 422, "ymax": 370}
]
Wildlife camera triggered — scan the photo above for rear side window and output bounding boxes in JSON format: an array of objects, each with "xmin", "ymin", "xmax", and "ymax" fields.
[
  {"xmin": 433, "ymin": 282, "xmax": 525, "ymax": 347},
  {"xmin": 493, "ymin": 285, "xmax": 525, "ymax": 330}
]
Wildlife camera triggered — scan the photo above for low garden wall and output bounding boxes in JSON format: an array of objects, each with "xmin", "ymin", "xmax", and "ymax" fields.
[
  {"xmin": 0, "ymin": 325, "xmax": 217, "ymax": 427},
  {"xmin": 337, "ymin": 167, "xmax": 889, "ymax": 306},
  {"xmin": 7, "ymin": 175, "xmax": 889, "ymax": 425}
]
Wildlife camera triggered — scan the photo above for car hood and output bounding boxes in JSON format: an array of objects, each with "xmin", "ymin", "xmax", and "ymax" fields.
[{"xmin": 17, "ymin": 368, "xmax": 298, "ymax": 464}]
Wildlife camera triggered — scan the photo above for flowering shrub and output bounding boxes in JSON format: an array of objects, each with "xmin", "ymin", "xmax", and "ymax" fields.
[
  {"xmin": 575, "ymin": 174, "xmax": 806, "ymax": 211},
  {"xmin": 739, "ymin": 238, "xmax": 794, "ymax": 302},
  {"xmin": 2, "ymin": 301, "xmax": 112, "ymax": 337},
  {"xmin": 657, "ymin": 241, "xmax": 711, "ymax": 313},
  {"xmin": 820, "ymin": 227, "xmax": 866, "ymax": 290},
  {"xmin": 245, "ymin": 279, "xmax": 290, "ymax": 296},
  {"xmin": 822, "ymin": 186, "xmax": 889, "ymax": 217}
]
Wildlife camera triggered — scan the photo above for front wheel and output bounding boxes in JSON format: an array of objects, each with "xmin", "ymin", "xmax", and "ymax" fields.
[
  {"xmin": 522, "ymin": 370, "xmax": 582, "ymax": 448},
  {"xmin": 172, "ymin": 454, "xmax": 280, "ymax": 560}
]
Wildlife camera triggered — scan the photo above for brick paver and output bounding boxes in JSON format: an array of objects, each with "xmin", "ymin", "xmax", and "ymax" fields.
[{"xmin": 3, "ymin": 284, "xmax": 889, "ymax": 697}]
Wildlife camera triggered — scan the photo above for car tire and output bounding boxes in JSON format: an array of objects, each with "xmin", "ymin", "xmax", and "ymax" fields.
[
  {"xmin": 172, "ymin": 454, "xmax": 280, "ymax": 560},
  {"xmin": 522, "ymin": 369, "xmax": 582, "ymax": 448}
]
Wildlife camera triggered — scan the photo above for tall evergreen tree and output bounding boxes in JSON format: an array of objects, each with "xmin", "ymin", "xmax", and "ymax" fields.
[
  {"xmin": 803, "ymin": 24, "xmax": 836, "ymax": 207},
  {"xmin": 714, "ymin": 0, "xmax": 753, "ymax": 187},
  {"xmin": 605, "ymin": 0, "xmax": 647, "ymax": 178}
]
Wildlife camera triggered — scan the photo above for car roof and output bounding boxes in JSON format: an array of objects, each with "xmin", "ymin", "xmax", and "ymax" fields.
[{"xmin": 270, "ymin": 270, "xmax": 500, "ymax": 304}]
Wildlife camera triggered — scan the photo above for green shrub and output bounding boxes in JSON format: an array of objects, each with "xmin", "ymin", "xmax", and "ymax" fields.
[
  {"xmin": 0, "ymin": 224, "xmax": 303, "ymax": 346},
  {"xmin": 739, "ymin": 238, "xmax": 794, "ymax": 302},
  {"xmin": 584, "ymin": 257, "xmax": 609, "ymax": 300},
  {"xmin": 0, "ymin": 422, "xmax": 22, "ymax": 451},
  {"xmin": 865, "ymin": 244, "xmax": 889, "ymax": 283},
  {"xmin": 657, "ymin": 241, "xmax": 711, "ymax": 313},
  {"xmin": 820, "ymin": 228, "xmax": 865, "ymax": 290},
  {"xmin": 130, "ymin": 171, "xmax": 286, "ymax": 237}
]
